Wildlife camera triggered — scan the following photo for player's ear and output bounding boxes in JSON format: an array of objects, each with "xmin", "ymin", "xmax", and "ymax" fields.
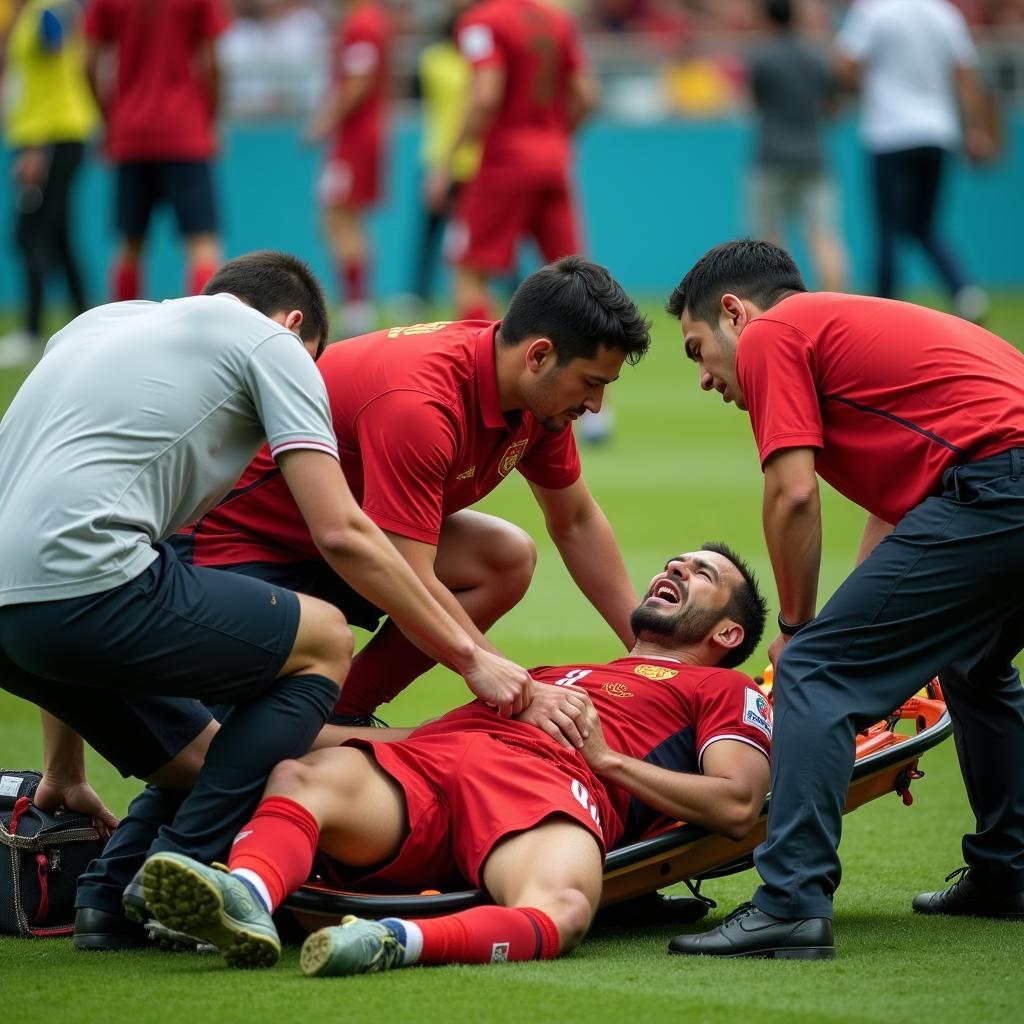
[
  {"xmin": 711, "ymin": 620, "xmax": 743, "ymax": 652},
  {"xmin": 283, "ymin": 309, "xmax": 304, "ymax": 335},
  {"xmin": 720, "ymin": 294, "xmax": 748, "ymax": 332},
  {"xmin": 525, "ymin": 336, "xmax": 555, "ymax": 373}
]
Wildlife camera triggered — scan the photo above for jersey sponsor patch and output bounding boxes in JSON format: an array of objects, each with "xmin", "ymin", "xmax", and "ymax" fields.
[
  {"xmin": 634, "ymin": 664, "xmax": 678, "ymax": 681},
  {"xmin": 0, "ymin": 774, "xmax": 25, "ymax": 798},
  {"xmin": 460, "ymin": 23, "xmax": 495, "ymax": 61},
  {"xmin": 491, "ymin": 941, "xmax": 510, "ymax": 962},
  {"xmin": 744, "ymin": 688, "xmax": 773, "ymax": 739}
]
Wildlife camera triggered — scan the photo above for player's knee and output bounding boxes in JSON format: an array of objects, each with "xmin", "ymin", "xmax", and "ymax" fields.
[
  {"xmin": 484, "ymin": 525, "xmax": 537, "ymax": 606},
  {"xmin": 300, "ymin": 600, "xmax": 354, "ymax": 683},
  {"xmin": 544, "ymin": 886, "xmax": 595, "ymax": 954},
  {"xmin": 264, "ymin": 757, "xmax": 313, "ymax": 799}
]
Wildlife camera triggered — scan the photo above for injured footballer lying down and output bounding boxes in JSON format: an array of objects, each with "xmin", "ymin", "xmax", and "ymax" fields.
[{"xmin": 142, "ymin": 543, "xmax": 772, "ymax": 975}]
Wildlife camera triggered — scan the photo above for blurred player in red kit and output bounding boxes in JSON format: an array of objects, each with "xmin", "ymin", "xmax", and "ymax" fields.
[
  {"xmin": 85, "ymin": 0, "xmax": 227, "ymax": 300},
  {"xmin": 434, "ymin": 0, "xmax": 597, "ymax": 325},
  {"xmin": 308, "ymin": 0, "xmax": 392, "ymax": 336}
]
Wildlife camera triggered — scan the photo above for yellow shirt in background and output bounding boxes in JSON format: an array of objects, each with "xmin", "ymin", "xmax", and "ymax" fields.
[
  {"xmin": 419, "ymin": 38, "xmax": 480, "ymax": 184},
  {"xmin": 4, "ymin": 0, "xmax": 98, "ymax": 147}
]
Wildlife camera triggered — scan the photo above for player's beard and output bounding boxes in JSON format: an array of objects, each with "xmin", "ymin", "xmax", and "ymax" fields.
[
  {"xmin": 529, "ymin": 364, "xmax": 585, "ymax": 433},
  {"xmin": 629, "ymin": 601, "xmax": 721, "ymax": 647}
]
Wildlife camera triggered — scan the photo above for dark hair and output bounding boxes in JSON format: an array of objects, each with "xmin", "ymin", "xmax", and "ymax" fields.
[
  {"xmin": 765, "ymin": 0, "xmax": 793, "ymax": 27},
  {"xmin": 203, "ymin": 251, "xmax": 329, "ymax": 348},
  {"xmin": 501, "ymin": 255, "xmax": 651, "ymax": 366},
  {"xmin": 665, "ymin": 239, "xmax": 806, "ymax": 326},
  {"xmin": 701, "ymin": 540, "xmax": 768, "ymax": 670}
]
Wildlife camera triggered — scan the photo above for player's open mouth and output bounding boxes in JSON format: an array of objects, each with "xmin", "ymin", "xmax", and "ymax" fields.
[{"xmin": 647, "ymin": 579, "xmax": 682, "ymax": 606}]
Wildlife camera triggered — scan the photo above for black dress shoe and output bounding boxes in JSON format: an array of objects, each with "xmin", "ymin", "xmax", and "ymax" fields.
[
  {"xmin": 595, "ymin": 892, "xmax": 710, "ymax": 928},
  {"xmin": 122, "ymin": 866, "xmax": 147, "ymax": 924},
  {"xmin": 913, "ymin": 866, "xmax": 1024, "ymax": 920},
  {"xmin": 668, "ymin": 902, "xmax": 834, "ymax": 960},
  {"xmin": 74, "ymin": 907, "xmax": 149, "ymax": 951}
]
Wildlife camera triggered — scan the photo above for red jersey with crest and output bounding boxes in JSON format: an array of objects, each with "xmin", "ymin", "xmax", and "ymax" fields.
[
  {"xmin": 456, "ymin": 0, "xmax": 585, "ymax": 186},
  {"xmin": 329, "ymin": 0, "xmax": 391, "ymax": 159},
  {"xmin": 180, "ymin": 320, "xmax": 581, "ymax": 563},
  {"xmin": 737, "ymin": 292, "xmax": 1024, "ymax": 525},
  {"xmin": 85, "ymin": 0, "xmax": 228, "ymax": 160},
  {"xmin": 411, "ymin": 656, "xmax": 773, "ymax": 849}
]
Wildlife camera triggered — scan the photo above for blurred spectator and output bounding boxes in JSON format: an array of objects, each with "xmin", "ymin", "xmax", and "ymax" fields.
[
  {"xmin": 409, "ymin": 3, "xmax": 479, "ymax": 307},
  {"xmin": 0, "ymin": 0, "xmax": 97, "ymax": 367},
  {"xmin": 85, "ymin": 0, "xmax": 228, "ymax": 300},
  {"xmin": 307, "ymin": 0, "xmax": 393, "ymax": 336},
  {"xmin": 746, "ymin": 0, "xmax": 846, "ymax": 290},
  {"xmin": 836, "ymin": 0, "xmax": 996, "ymax": 321},
  {"xmin": 218, "ymin": 0, "xmax": 328, "ymax": 117}
]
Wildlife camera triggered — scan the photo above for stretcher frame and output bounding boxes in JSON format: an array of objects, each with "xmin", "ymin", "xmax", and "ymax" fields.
[{"xmin": 284, "ymin": 685, "xmax": 951, "ymax": 928}]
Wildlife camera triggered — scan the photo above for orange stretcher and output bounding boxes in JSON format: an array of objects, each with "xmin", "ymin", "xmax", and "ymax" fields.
[{"xmin": 284, "ymin": 678, "xmax": 951, "ymax": 930}]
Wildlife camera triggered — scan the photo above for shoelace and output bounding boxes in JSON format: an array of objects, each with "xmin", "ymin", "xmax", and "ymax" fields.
[
  {"xmin": 944, "ymin": 866, "xmax": 971, "ymax": 886},
  {"xmin": 370, "ymin": 926, "xmax": 406, "ymax": 971},
  {"xmin": 722, "ymin": 901, "xmax": 758, "ymax": 925}
]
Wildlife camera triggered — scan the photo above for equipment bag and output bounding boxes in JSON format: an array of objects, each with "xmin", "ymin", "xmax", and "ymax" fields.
[{"xmin": 0, "ymin": 769, "xmax": 104, "ymax": 937}]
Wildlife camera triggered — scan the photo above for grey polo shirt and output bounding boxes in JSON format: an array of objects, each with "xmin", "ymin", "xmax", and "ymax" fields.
[{"xmin": 0, "ymin": 294, "xmax": 338, "ymax": 606}]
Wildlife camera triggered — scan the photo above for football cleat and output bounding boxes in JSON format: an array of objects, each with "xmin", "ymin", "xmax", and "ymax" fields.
[
  {"xmin": 142, "ymin": 852, "xmax": 280, "ymax": 968},
  {"xmin": 300, "ymin": 915, "xmax": 406, "ymax": 977}
]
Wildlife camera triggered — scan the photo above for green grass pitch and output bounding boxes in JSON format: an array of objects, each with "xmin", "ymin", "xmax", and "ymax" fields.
[{"xmin": 2, "ymin": 297, "xmax": 1024, "ymax": 1022}]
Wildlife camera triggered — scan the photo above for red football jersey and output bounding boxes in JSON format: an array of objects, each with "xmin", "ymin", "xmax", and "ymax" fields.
[
  {"xmin": 85, "ymin": 0, "xmax": 228, "ymax": 161},
  {"xmin": 183, "ymin": 320, "xmax": 581, "ymax": 564},
  {"xmin": 330, "ymin": 0, "xmax": 391, "ymax": 157},
  {"xmin": 456, "ymin": 0, "xmax": 585, "ymax": 185},
  {"xmin": 737, "ymin": 292, "xmax": 1024, "ymax": 525},
  {"xmin": 412, "ymin": 657, "xmax": 772, "ymax": 849}
]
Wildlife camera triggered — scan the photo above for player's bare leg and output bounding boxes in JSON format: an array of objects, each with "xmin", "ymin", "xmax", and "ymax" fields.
[
  {"xmin": 184, "ymin": 232, "xmax": 221, "ymax": 295},
  {"xmin": 330, "ymin": 511, "xmax": 537, "ymax": 719},
  {"xmin": 301, "ymin": 818, "xmax": 604, "ymax": 976},
  {"xmin": 808, "ymin": 226, "xmax": 847, "ymax": 293},
  {"xmin": 454, "ymin": 264, "xmax": 493, "ymax": 322},
  {"xmin": 482, "ymin": 820, "xmax": 604, "ymax": 954},
  {"xmin": 324, "ymin": 205, "xmax": 374, "ymax": 336}
]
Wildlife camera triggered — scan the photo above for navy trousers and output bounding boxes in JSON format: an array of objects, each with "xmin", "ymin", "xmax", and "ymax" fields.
[{"xmin": 754, "ymin": 449, "xmax": 1024, "ymax": 919}]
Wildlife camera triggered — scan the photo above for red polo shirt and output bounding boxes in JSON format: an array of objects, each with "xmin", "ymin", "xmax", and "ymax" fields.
[
  {"xmin": 183, "ymin": 320, "xmax": 581, "ymax": 564},
  {"xmin": 737, "ymin": 292, "xmax": 1024, "ymax": 524}
]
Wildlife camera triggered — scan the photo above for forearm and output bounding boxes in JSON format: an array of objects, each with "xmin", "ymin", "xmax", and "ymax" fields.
[
  {"xmin": 40, "ymin": 710, "xmax": 85, "ymax": 781},
  {"xmin": 855, "ymin": 513, "xmax": 894, "ymax": 567},
  {"xmin": 590, "ymin": 750, "xmax": 759, "ymax": 840},
  {"xmin": 551, "ymin": 510, "xmax": 638, "ymax": 648},
  {"xmin": 310, "ymin": 79, "xmax": 371, "ymax": 137},
  {"xmin": 317, "ymin": 518, "xmax": 476, "ymax": 673},
  {"xmin": 763, "ymin": 472, "xmax": 821, "ymax": 624}
]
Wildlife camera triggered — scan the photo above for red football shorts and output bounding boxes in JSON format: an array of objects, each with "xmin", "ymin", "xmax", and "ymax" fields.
[
  {"xmin": 447, "ymin": 176, "xmax": 583, "ymax": 273},
  {"xmin": 318, "ymin": 141, "xmax": 382, "ymax": 209},
  {"xmin": 329, "ymin": 731, "xmax": 609, "ymax": 891}
]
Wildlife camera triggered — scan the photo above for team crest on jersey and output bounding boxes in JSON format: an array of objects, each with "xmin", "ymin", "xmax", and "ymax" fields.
[
  {"xmin": 744, "ymin": 688, "xmax": 773, "ymax": 739},
  {"xmin": 490, "ymin": 942, "xmax": 510, "ymax": 963},
  {"xmin": 602, "ymin": 682, "xmax": 634, "ymax": 698},
  {"xmin": 498, "ymin": 439, "xmax": 528, "ymax": 476},
  {"xmin": 634, "ymin": 664, "xmax": 678, "ymax": 681}
]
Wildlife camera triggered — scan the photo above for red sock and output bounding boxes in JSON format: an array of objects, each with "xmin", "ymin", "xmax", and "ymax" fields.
[
  {"xmin": 342, "ymin": 261, "xmax": 367, "ymax": 302},
  {"xmin": 112, "ymin": 260, "xmax": 140, "ymax": 301},
  {"xmin": 227, "ymin": 796, "xmax": 320, "ymax": 912},
  {"xmin": 333, "ymin": 622, "xmax": 432, "ymax": 718},
  {"xmin": 459, "ymin": 301, "xmax": 492, "ymax": 322},
  {"xmin": 188, "ymin": 261, "xmax": 219, "ymax": 295},
  {"xmin": 407, "ymin": 906, "xmax": 560, "ymax": 965}
]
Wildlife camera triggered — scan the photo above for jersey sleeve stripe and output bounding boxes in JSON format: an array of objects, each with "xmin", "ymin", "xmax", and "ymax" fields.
[
  {"xmin": 269, "ymin": 439, "xmax": 339, "ymax": 459},
  {"xmin": 697, "ymin": 734, "xmax": 770, "ymax": 771}
]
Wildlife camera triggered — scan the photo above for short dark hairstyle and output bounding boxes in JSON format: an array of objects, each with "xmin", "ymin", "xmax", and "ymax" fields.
[
  {"xmin": 765, "ymin": 0, "xmax": 793, "ymax": 27},
  {"xmin": 665, "ymin": 239, "xmax": 806, "ymax": 326},
  {"xmin": 203, "ymin": 251, "xmax": 329, "ymax": 348},
  {"xmin": 501, "ymin": 255, "xmax": 651, "ymax": 366},
  {"xmin": 702, "ymin": 540, "xmax": 768, "ymax": 670}
]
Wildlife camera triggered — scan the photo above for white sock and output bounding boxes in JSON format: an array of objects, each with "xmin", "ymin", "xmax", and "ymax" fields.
[
  {"xmin": 381, "ymin": 917, "xmax": 423, "ymax": 965},
  {"xmin": 231, "ymin": 868, "xmax": 273, "ymax": 913}
]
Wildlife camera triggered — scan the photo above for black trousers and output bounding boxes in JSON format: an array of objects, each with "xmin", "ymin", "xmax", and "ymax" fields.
[
  {"xmin": 753, "ymin": 450, "xmax": 1024, "ymax": 919},
  {"xmin": 872, "ymin": 145, "xmax": 967, "ymax": 300},
  {"xmin": 13, "ymin": 141, "xmax": 88, "ymax": 335}
]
